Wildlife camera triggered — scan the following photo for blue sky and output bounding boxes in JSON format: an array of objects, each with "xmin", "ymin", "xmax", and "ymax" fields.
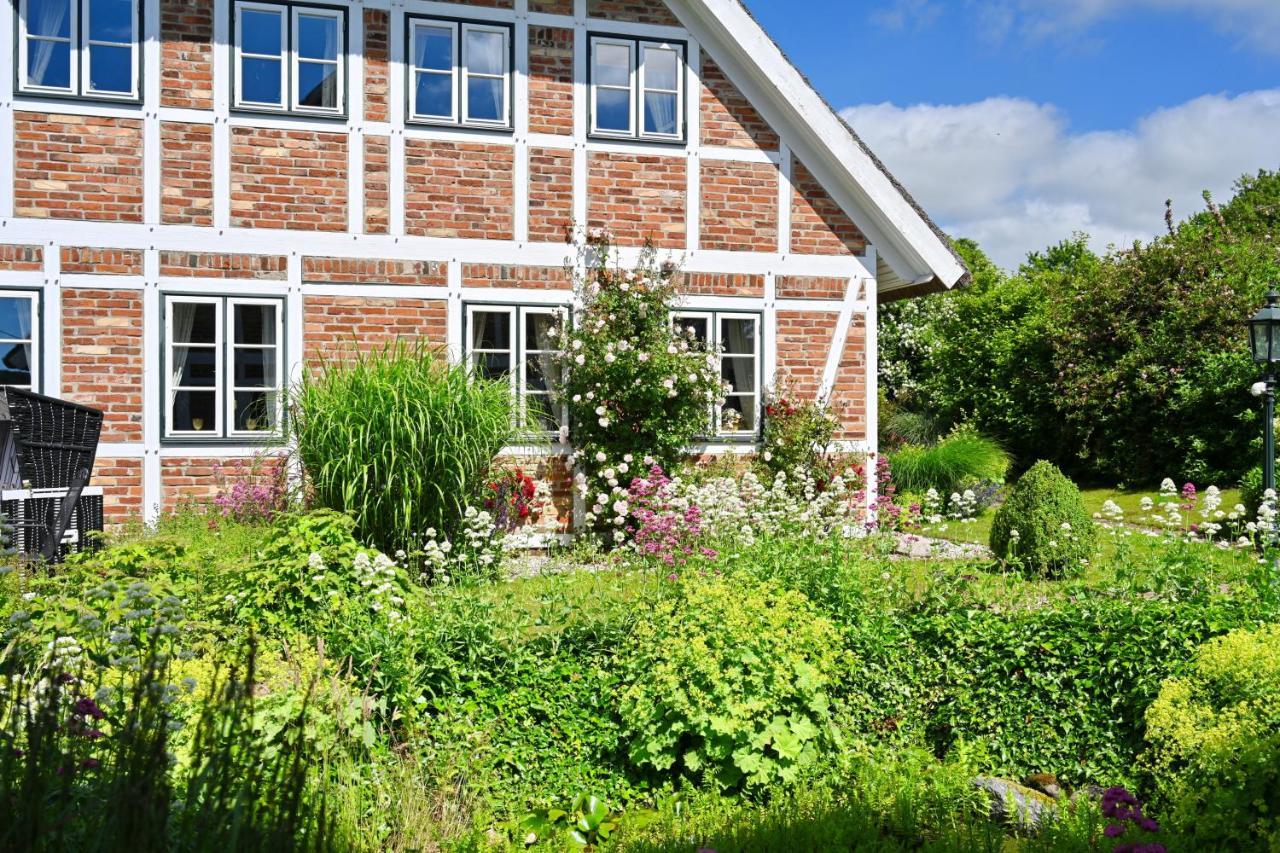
[{"xmin": 742, "ymin": 0, "xmax": 1280, "ymax": 267}]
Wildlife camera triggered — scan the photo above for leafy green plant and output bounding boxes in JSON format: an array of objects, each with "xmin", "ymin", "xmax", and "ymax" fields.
[
  {"xmin": 616, "ymin": 574, "xmax": 844, "ymax": 791},
  {"xmin": 516, "ymin": 793, "xmax": 640, "ymax": 848},
  {"xmin": 888, "ymin": 425, "xmax": 1010, "ymax": 495},
  {"xmin": 1144, "ymin": 623, "xmax": 1280, "ymax": 848},
  {"xmin": 759, "ymin": 380, "xmax": 840, "ymax": 483},
  {"xmin": 292, "ymin": 338, "xmax": 513, "ymax": 556},
  {"xmin": 990, "ymin": 461, "xmax": 1097, "ymax": 577}
]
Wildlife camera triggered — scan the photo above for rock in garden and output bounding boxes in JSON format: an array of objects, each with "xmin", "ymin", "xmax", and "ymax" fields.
[{"xmin": 972, "ymin": 776, "xmax": 1059, "ymax": 832}]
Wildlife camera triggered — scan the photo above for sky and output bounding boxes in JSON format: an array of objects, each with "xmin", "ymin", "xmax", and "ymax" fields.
[{"xmin": 743, "ymin": 0, "xmax": 1280, "ymax": 268}]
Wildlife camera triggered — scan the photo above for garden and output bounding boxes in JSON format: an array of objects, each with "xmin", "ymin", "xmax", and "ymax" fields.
[{"xmin": 5, "ymin": 178, "xmax": 1280, "ymax": 852}]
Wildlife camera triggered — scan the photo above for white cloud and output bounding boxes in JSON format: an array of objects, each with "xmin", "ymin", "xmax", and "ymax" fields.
[{"xmin": 841, "ymin": 90, "xmax": 1280, "ymax": 268}]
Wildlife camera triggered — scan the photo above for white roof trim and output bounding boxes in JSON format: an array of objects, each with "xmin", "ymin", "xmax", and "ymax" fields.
[{"xmin": 671, "ymin": 0, "xmax": 968, "ymax": 293}]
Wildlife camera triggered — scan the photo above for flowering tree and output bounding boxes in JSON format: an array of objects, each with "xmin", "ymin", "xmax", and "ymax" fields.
[{"xmin": 550, "ymin": 233, "xmax": 725, "ymax": 537}]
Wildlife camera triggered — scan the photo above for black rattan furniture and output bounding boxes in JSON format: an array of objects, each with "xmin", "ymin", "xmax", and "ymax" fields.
[{"xmin": 0, "ymin": 388, "xmax": 104, "ymax": 562}]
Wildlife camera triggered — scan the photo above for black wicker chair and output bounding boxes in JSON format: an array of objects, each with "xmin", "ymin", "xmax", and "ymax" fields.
[{"xmin": 0, "ymin": 389, "xmax": 104, "ymax": 562}]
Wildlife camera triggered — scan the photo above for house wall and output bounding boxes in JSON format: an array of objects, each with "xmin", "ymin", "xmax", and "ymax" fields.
[{"xmin": 0, "ymin": 0, "xmax": 877, "ymax": 528}]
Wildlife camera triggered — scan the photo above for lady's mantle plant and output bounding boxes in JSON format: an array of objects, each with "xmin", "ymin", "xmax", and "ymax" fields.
[{"xmin": 551, "ymin": 233, "xmax": 726, "ymax": 538}]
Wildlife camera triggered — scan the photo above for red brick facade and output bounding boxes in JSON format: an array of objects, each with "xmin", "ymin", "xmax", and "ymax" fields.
[
  {"xmin": 0, "ymin": 246, "xmax": 42, "ymax": 271},
  {"xmin": 700, "ymin": 57, "xmax": 779, "ymax": 151},
  {"xmin": 15, "ymin": 113, "xmax": 143, "ymax": 223},
  {"xmin": 587, "ymin": 0, "xmax": 680, "ymax": 26},
  {"xmin": 302, "ymin": 257, "xmax": 447, "ymax": 286},
  {"xmin": 677, "ymin": 272, "xmax": 765, "ymax": 297},
  {"xmin": 791, "ymin": 157, "xmax": 868, "ymax": 256},
  {"xmin": 529, "ymin": 27, "xmax": 574, "ymax": 136},
  {"xmin": 776, "ymin": 275, "xmax": 849, "ymax": 300},
  {"xmin": 588, "ymin": 153, "xmax": 686, "ymax": 248},
  {"xmin": 462, "ymin": 264, "xmax": 571, "ymax": 289},
  {"xmin": 700, "ymin": 159, "xmax": 778, "ymax": 252},
  {"xmin": 529, "ymin": 147, "xmax": 574, "ymax": 243},
  {"xmin": 159, "ymin": 252, "xmax": 288, "ymax": 279},
  {"xmin": 364, "ymin": 135, "xmax": 390, "ymax": 234},
  {"xmin": 364, "ymin": 10, "xmax": 390, "ymax": 123},
  {"xmin": 231, "ymin": 128, "xmax": 348, "ymax": 231},
  {"xmin": 304, "ymin": 296, "xmax": 448, "ymax": 362},
  {"xmin": 60, "ymin": 247, "xmax": 143, "ymax": 276},
  {"xmin": 160, "ymin": 0, "xmax": 213, "ymax": 110},
  {"xmin": 775, "ymin": 311, "xmax": 841, "ymax": 401},
  {"xmin": 161, "ymin": 122, "xmax": 214, "ymax": 226},
  {"xmin": 61, "ymin": 289, "xmax": 143, "ymax": 442},
  {"xmin": 832, "ymin": 315, "xmax": 868, "ymax": 440},
  {"xmin": 405, "ymin": 142, "xmax": 514, "ymax": 240},
  {"xmin": 94, "ymin": 458, "xmax": 143, "ymax": 524}
]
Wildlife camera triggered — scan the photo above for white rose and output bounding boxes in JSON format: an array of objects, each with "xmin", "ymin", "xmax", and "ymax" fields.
[
  {"xmin": 572, "ymin": 339, "xmax": 582, "ymax": 350},
  {"xmin": 638, "ymin": 352, "xmax": 650, "ymax": 362},
  {"xmin": 575, "ymin": 354, "xmax": 585, "ymax": 365}
]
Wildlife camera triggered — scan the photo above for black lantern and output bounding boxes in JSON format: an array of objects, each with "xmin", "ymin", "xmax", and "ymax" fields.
[{"xmin": 1251, "ymin": 290, "xmax": 1280, "ymax": 501}]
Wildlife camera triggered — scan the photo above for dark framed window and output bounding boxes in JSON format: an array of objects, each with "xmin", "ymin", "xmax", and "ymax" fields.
[
  {"xmin": 671, "ymin": 310, "xmax": 761, "ymax": 438},
  {"xmin": 17, "ymin": 0, "xmax": 140, "ymax": 100},
  {"xmin": 407, "ymin": 15, "xmax": 512, "ymax": 129},
  {"xmin": 464, "ymin": 303, "xmax": 567, "ymax": 436},
  {"xmin": 589, "ymin": 33, "xmax": 684, "ymax": 142},
  {"xmin": 233, "ymin": 0, "xmax": 345, "ymax": 116},
  {"xmin": 0, "ymin": 291, "xmax": 40, "ymax": 391},
  {"xmin": 163, "ymin": 295, "xmax": 284, "ymax": 440}
]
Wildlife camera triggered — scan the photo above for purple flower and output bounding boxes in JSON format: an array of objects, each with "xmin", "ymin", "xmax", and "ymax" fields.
[
  {"xmin": 1104, "ymin": 824, "xmax": 1125, "ymax": 839},
  {"xmin": 71, "ymin": 697, "xmax": 104, "ymax": 720}
]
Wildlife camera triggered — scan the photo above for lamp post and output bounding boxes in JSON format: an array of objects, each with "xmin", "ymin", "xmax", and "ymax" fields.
[{"xmin": 1249, "ymin": 290, "xmax": 1280, "ymax": 497}]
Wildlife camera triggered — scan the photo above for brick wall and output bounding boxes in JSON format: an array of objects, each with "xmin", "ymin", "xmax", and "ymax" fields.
[
  {"xmin": 677, "ymin": 272, "xmax": 764, "ymax": 297},
  {"xmin": 529, "ymin": 147, "xmax": 573, "ymax": 243},
  {"xmin": 831, "ymin": 315, "xmax": 867, "ymax": 440},
  {"xmin": 462, "ymin": 264, "xmax": 571, "ymax": 289},
  {"xmin": 364, "ymin": 134, "xmax": 389, "ymax": 234},
  {"xmin": 62, "ymin": 289, "xmax": 143, "ymax": 442},
  {"xmin": 587, "ymin": 0, "xmax": 679, "ymax": 25},
  {"xmin": 529, "ymin": 27, "xmax": 574, "ymax": 136},
  {"xmin": 159, "ymin": 251, "xmax": 287, "ymax": 278},
  {"xmin": 497, "ymin": 455, "xmax": 573, "ymax": 533},
  {"xmin": 405, "ymin": 142, "xmax": 514, "ymax": 239},
  {"xmin": 60, "ymin": 247, "xmax": 143, "ymax": 275},
  {"xmin": 302, "ymin": 256, "xmax": 447, "ymax": 285},
  {"xmin": 364, "ymin": 9, "xmax": 389, "ymax": 122},
  {"xmin": 776, "ymin": 275, "xmax": 848, "ymax": 300},
  {"xmin": 303, "ymin": 296, "xmax": 447, "ymax": 363},
  {"xmin": 700, "ymin": 57, "xmax": 779, "ymax": 150},
  {"xmin": 15, "ymin": 113, "xmax": 143, "ymax": 223},
  {"xmin": 700, "ymin": 159, "xmax": 777, "ymax": 252},
  {"xmin": 160, "ymin": 0, "xmax": 212, "ymax": 109},
  {"xmin": 529, "ymin": 0, "xmax": 573, "ymax": 12},
  {"xmin": 161, "ymin": 121, "xmax": 213, "ymax": 226},
  {"xmin": 791, "ymin": 157, "xmax": 867, "ymax": 256},
  {"xmin": 160, "ymin": 455, "xmax": 286, "ymax": 512},
  {"xmin": 230, "ymin": 128, "xmax": 348, "ymax": 231},
  {"xmin": 775, "ymin": 310, "xmax": 839, "ymax": 401},
  {"xmin": 93, "ymin": 457, "xmax": 143, "ymax": 523},
  {"xmin": 588, "ymin": 153, "xmax": 686, "ymax": 248},
  {"xmin": 0, "ymin": 245, "xmax": 42, "ymax": 271}
]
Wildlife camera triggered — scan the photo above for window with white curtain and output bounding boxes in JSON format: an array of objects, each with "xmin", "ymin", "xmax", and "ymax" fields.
[
  {"xmin": 17, "ymin": 0, "xmax": 139, "ymax": 99},
  {"xmin": 409, "ymin": 16, "xmax": 511, "ymax": 127},
  {"xmin": 0, "ymin": 292, "xmax": 40, "ymax": 392},
  {"xmin": 671, "ymin": 311, "xmax": 761, "ymax": 438},
  {"xmin": 589, "ymin": 34, "xmax": 684, "ymax": 141},
  {"xmin": 233, "ymin": 1, "xmax": 345, "ymax": 115},
  {"xmin": 465, "ymin": 304, "xmax": 567, "ymax": 436},
  {"xmin": 164, "ymin": 295, "xmax": 283, "ymax": 440}
]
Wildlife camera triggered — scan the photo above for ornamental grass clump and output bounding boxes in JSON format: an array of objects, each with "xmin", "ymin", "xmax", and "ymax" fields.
[
  {"xmin": 989, "ymin": 460, "xmax": 1096, "ymax": 577},
  {"xmin": 887, "ymin": 424, "xmax": 1010, "ymax": 495},
  {"xmin": 616, "ymin": 574, "xmax": 845, "ymax": 792},
  {"xmin": 292, "ymin": 339, "xmax": 513, "ymax": 558}
]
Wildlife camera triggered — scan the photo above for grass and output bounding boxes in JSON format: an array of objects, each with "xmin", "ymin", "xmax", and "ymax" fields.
[{"xmin": 887, "ymin": 428, "xmax": 1011, "ymax": 495}]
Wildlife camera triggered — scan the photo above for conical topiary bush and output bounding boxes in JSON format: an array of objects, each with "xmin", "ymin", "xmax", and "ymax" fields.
[{"xmin": 990, "ymin": 460, "xmax": 1096, "ymax": 577}]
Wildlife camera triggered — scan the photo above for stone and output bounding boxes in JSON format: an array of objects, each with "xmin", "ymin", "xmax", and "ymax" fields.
[{"xmin": 972, "ymin": 776, "xmax": 1059, "ymax": 832}]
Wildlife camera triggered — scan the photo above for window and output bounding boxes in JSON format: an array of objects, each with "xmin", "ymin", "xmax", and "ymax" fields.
[
  {"xmin": 164, "ymin": 296, "xmax": 283, "ymax": 440},
  {"xmin": 0, "ymin": 292, "xmax": 40, "ymax": 391},
  {"xmin": 17, "ymin": 0, "xmax": 139, "ymax": 99},
  {"xmin": 672, "ymin": 311, "xmax": 760, "ymax": 438},
  {"xmin": 409, "ymin": 17, "xmax": 511, "ymax": 127},
  {"xmin": 465, "ymin": 305, "xmax": 567, "ymax": 436},
  {"xmin": 234, "ymin": 1, "xmax": 344, "ymax": 115},
  {"xmin": 589, "ymin": 34, "xmax": 684, "ymax": 141}
]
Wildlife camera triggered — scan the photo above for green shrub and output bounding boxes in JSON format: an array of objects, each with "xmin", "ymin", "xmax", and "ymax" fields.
[
  {"xmin": 759, "ymin": 382, "xmax": 839, "ymax": 482},
  {"xmin": 1239, "ymin": 465, "xmax": 1266, "ymax": 521},
  {"xmin": 990, "ymin": 461, "xmax": 1096, "ymax": 576},
  {"xmin": 887, "ymin": 425, "xmax": 1010, "ymax": 495},
  {"xmin": 292, "ymin": 339, "xmax": 513, "ymax": 556},
  {"xmin": 616, "ymin": 575, "xmax": 845, "ymax": 791},
  {"xmin": 1144, "ymin": 624, "xmax": 1280, "ymax": 848}
]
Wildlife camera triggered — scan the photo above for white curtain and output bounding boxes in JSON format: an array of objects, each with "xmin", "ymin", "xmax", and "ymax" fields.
[
  {"xmin": 169, "ymin": 302, "xmax": 198, "ymax": 414},
  {"xmin": 28, "ymin": 0, "xmax": 70, "ymax": 85},
  {"xmin": 645, "ymin": 92, "xmax": 677, "ymax": 136}
]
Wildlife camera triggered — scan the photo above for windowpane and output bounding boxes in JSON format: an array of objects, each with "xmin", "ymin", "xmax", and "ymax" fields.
[
  {"xmin": 643, "ymin": 91, "xmax": 678, "ymax": 136},
  {"xmin": 525, "ymin": 355, "xmax": 561, "ymax": 394},
  {"xmin": 88, "ymin": 44, "xmax": 132, "ymax": 93},
  {"xmin": 525, "ymin": 313, "xmax": 558, "ymax": 350},
  {"xmin": 594, "ymin": 43, "xmax": 630, "ymax": 87},
  {"xmin": 0, "ymin": 343, "xmax": 33, "ymax": 387},
  {"xmin": 414, "ymin": 24, "xmax": 453, "ymax": 71},
  {"xmin": 234, "ymin": 391, "xmax": 277, "ymax": 432},
  {"xmin": 676, "ymin": 316, "xmax": 708, "ymax": 344},
  {"xmin": 241, "ymin": 56, "xmax": 282, "ymax": 104},
  {"xmin": 234, "ymin": 348, "xmax": 277, "ymax": 388},
  {"xmin": 172, "ymin": 391, "xmax": 216, "ymax": 432},
  {"xmin": 721, "ymin": 318, "xmax": 756, "ymax": 354},
  {"xmin": 643, "ymin": 46, "xmax": 678, "ymax": 91},
  {"xmin": 472, "ymin": 352, "xmax": 511, "ymax": 380},
  {"xmin": 596, "ymin": 87, "xmax": 631, "ymax": 132},
  {"xmin": 172, "ymin": 302, "xmax": 216, "ymax": 344},
  {"xmin": 466, "ymin": 28, "xmax": 505, "ymax": 76},
  {"xmin": 27, "ymin": 40, "xmax": 71, "ymax": 89},
  {"xmin": 88, "ymin": 0, "xmax": 132, "ymax": 42},
  {"xmin": 298, "ymin": 61, "xmax": 337, "ymax": 108},
  {"xmin": 172, "ymin": 347, "xmax": 217, "ymax": 387},
  {"xmin": 296, "ymin": 13, "xmax": 338, "ymax": 61},
  {"xmin": 234, "ymin": 304, "xmax": 277, "ymax": 345},
  {"xmin": 527, "ymin": 395, "xmax": 558, "ymax": 433},
  {"xmin": 470, "ymin": 311, "xmax": 510, "ymax": 351},
  {"xmin": 466, "ymin": 76, "xmax": 503, "ymax": 121},
  {"xmin": 241, "ymin": 9, "xmax": 282, "ymax": 56},
  {"xmin": 721, "ymin": 357, "xmax": 756, "ymax": 394},
  {"xmin": 722, "ymin": 395, "xmax": 755, "ymax": 432},
  {"xmin": 415, "ymin": 71, "xmax": 452, "ymax": 117},
  {"xmin": 28, "ymin": 0, "xmax": 71, "ymax": 38},
  {"xmin": 0, "ymin": 298, "xmax": 34, "ymax": 341}
]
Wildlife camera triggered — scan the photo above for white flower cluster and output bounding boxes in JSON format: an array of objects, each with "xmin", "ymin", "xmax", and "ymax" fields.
[
  {"xmin": 420, "ymin": 505, "xmax": 505, "ymax": 584},
  {"xmin": 351, "ymin": 550, "xmax": 407, "ymax": 623}
]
